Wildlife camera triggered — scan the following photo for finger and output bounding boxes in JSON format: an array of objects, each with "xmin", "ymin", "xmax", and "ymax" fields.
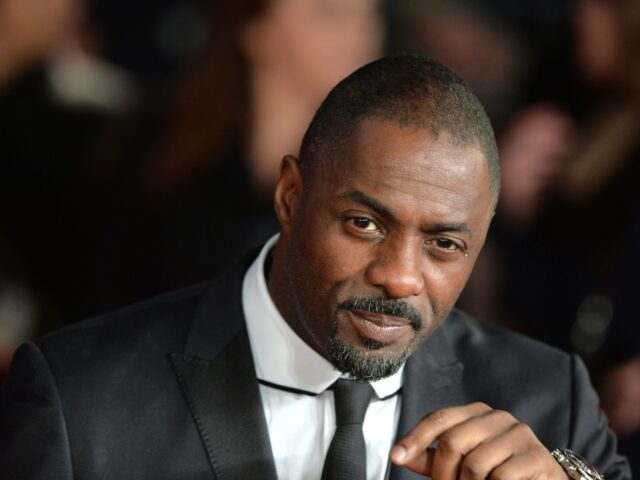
[
  {"xmin": 391, "ymin": 402, "xmax": 492, "ymax": 469},
  {"xmin": 393, "ymin": 446, "xmax": 436, "ymax": 476},
  {"xmin": 457, "ymin": 422, "xmax": 533, "ymax": 480},
  {"xmin": 488, "ymin": 447, "xmax": 565, "ymax": 480},
  {"xmin": 431, "ymin": 409, "xmax": 519, "ymax": 480}
]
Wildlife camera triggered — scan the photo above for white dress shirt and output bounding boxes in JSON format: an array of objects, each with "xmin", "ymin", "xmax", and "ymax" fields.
[{"xmin": 242, "ymin": 235, "xmax": 404, "ymax": 480}]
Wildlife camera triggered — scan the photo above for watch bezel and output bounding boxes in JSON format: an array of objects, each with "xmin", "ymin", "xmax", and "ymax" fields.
[{"xmin": 551, "ymin": 448, "xmax": 605, "ymax": 480}]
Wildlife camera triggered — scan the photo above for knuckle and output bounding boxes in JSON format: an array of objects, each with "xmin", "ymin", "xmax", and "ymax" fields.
[
  {"xmin": 426, "ymin": 408, "xmax": 449, "ymax": 425},
  {"xmin": 400, "ymin": 433, "xmax": 420, "ymax": 448},
  {"xmin": 490, "ymin": 451, "xmax": 552, "ymax": 480},
  {"xmin": 437, "ymin": 434, "xmax": 464, "ymax": 456},
  {"xmin": 461, "ymin": 458, "xmax": 487, "ymax": 480},
  {"xmin": 470, "ymin": 401, "xmax": 492, "ymax": 412},
  {"xmin": 490, "ymin": 463, "xmax": 525, "ymax": 480},
  {"xmin": 511, "ymin": 421, "xmax": 534, "ymax": 438},
  {"xmin": 489, "ymin": 468, "xmax": 511, "ymax": 480},
  {"xmin": 491, "ymin": 409, "xmax": 516, "ymax": 423}
]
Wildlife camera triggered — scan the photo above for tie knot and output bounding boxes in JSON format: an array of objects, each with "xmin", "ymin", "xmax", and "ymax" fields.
[{"xmin": 331, "ymin": 379, "xmax": 375, "ymax": 426}]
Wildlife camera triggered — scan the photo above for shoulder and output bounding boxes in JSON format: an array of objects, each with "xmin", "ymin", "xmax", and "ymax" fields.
[
  {"xmin": 444, "ymin": 308, "xmax": 570, "ymax": 368},
  {"xmin": 32, "ymin": 283, "xmax": 211, "ymax": 377},
  {"xmin": 40, "ymin": 282, "xmax": 210, "ymax": 341},
  {"xmin": 441, "ymin": 309, "xmax": 576, "ymax": 418},
  {"xmin": 442, "ymin": 310, "xmax": 631, "ymax": 477},
  {"xmin": 31, "ymin": 249, "xmax": 256, "ymax": 377}
]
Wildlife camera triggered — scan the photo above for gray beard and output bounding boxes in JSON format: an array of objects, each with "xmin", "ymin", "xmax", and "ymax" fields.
[{"xmin": 326, "ymin": 328, "xmax": 413, "ymax": 381}]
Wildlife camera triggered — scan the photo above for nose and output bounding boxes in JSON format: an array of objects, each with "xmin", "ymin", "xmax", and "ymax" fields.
[{"xmin": 365, "ymin": 237, "xmax": 425, "ymax": 299}]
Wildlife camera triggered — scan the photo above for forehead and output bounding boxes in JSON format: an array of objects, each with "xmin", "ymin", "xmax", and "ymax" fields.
[{"xmin": 315, "ymin": 117, "xmax": 493, "ymax": 222}]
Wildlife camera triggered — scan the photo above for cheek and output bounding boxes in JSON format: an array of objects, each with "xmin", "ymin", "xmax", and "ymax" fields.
[
  {"xmin": 424, "ymin": 261, "xmax": 474, "ymax": 312},
  {"xmin": 297, "ymin": 214, "xmax": 371, "ymax": 297},
  {"xmin": 285, "ymin": 217, "xmax": 371, "ymax": 348},
  {"xmin": 304, "ymin": 230, "xmax": 362, "ymax": 284}
]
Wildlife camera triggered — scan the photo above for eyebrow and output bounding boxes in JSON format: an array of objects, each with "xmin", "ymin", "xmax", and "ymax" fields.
[
  {"xmin": 338, "ymin": 191, "xmax": 395, "ymax": 219},
  {"xmin": 338, "ymin": 190, "xmax": 472, "ymax": 236},
  {"xmin": 425, "ymin": 222, "xmax": 471, "ymax": 236}
]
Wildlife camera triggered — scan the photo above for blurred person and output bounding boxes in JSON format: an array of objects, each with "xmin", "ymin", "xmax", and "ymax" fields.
[
  {"xmin": 497, "ymin": 104, "xmax": 576, "ymax": 228},
  {"xmin": 79, "ymin": 0, "xmax": 384, "ymax": 317},
  {"xmin": 0, "ymin": 0, "xmax": 136, "ymax": 109},
  {"xmin": 459, "ymin": 103, "xmax": 576, "ymax": 330},
  {"xmin": 460, "ymin": 0, "xmax": 640, "ymax": 466},
  {"xmin": 0, "ymin": 0, "xmax": 79, "ymax": 87},
  {"xmin": 386, "ymin": 0, "xmax": 529, "ymax": 131},
  {"xmin": 0, "ymin": 0, "xmax": 137, "ymax": 344}
]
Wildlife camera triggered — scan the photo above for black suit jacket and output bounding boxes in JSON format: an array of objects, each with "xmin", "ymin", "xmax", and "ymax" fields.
[{"xmin": 0, "ymin": 255, "xmax": 631, "ymax": 479}]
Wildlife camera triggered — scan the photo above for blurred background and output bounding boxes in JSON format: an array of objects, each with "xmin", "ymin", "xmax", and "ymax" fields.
[{"xmin": 0, "ymin": 0, "xmax": 638, "ymax": 466}]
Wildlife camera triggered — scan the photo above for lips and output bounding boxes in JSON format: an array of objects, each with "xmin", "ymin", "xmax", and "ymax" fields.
[{"xmin": 347, "ymin": 308, "xmax": 415, "ymax": 344}]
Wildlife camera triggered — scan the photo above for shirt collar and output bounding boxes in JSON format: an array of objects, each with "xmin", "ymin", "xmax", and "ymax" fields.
[{"xmin": 242, "ymin": 234, "xmax": 404, "ymax": 398}]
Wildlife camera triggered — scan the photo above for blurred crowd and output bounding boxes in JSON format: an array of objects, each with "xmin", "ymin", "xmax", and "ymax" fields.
[{"xmin": 0, "ymin": 0, "xmax": 638, "ymax": 466}]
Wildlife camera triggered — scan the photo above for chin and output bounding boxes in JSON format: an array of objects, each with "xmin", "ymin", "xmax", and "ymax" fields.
[{"xmin": 326, "ymin": 332, "xmax": 415, "ymax": 381}]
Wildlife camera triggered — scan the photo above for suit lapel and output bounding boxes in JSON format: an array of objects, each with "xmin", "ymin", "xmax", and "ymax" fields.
[
  {"xmin": 170, "ymin": 250, "xmax": 467, "ymax": 480},
  {"xmin": 171, "ymin": 333, "xmax": 277, "ymax": 480},
  {"xmin": 389, "ymin": 319, "xmax": 465, "ymax": 480},
  {"xmin": 171, "ymin": 254, "xmax": 278, "ymax": 480}
]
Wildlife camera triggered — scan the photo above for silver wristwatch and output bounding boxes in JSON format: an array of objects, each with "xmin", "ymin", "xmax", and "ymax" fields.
[{"xmin": 551, "ymin": 449, "xmax": 605, "ymax": 480}]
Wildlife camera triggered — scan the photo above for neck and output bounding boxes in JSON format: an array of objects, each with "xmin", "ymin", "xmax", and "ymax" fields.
[
  {"xmin": 266, "ymin": 238, "xmax": 291, "ymax": 322},
  {"xmin": 267, "ymin": 235, "xmax": 314, "ymax": 349}
]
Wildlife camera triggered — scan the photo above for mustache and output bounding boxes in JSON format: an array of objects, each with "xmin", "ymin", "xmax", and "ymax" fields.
[{"xmin": 339, "ymin": 297, "xmax": 422, "ymax": 330}]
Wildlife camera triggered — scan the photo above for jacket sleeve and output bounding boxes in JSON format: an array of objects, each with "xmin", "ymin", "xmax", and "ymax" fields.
[
  {"xmin": 0, "ymin": 341, "xmax": 74, "ymax": 479},
  {"xmin": 568, "ymin": 354, "xmax": 631, "ymax": 479}
]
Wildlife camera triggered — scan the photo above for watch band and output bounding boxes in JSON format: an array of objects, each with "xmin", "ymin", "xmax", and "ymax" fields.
[{"xmin": 551, "ymin": 449, "xmax": 605, "ymax": 480}]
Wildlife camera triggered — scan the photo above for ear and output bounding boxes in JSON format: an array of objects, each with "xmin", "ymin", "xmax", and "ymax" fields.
[{"xmin": 273, "ymin": 155, "xmax": 303, "ymax": 233}]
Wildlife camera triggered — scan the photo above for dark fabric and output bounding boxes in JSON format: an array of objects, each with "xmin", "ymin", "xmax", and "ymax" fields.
[
  {"xmin": 321, "ymin": 380, "xmax": 374, "ymax": 480},
  {"xmin": 0, "ymin": 252, "xmax": 632, "ymax": 479},
  {"xmin": 171, "ymin": 344, "xmax": 277, "ymax": 479}
]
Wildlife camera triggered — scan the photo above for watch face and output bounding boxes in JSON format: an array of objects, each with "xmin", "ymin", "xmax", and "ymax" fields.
[{"xmin": 567, "ymin": 451, "xmax": 603, "ymax": 479}]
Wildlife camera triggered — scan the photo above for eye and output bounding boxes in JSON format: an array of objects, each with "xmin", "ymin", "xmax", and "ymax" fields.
[
  {"xmin": 434, "ymin": 238, "xmax": 459, "ymax": 251},
  {"xmin": 351, "ymin": 217, "xmax": 379, "ymax": 232},
  {"xmin": 424, "ymin": 237, "xmax": 467, "ymax": 256}
]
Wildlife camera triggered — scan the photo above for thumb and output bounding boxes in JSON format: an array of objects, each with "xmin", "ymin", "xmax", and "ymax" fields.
[{"xmin": 390, "ymin": 445, "xmax": 435, "ymax": 476}]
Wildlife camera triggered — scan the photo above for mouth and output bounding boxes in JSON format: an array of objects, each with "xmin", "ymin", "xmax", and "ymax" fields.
[{"xmin": 346, "ymin": 308, "xmax": 415, "ymax": 345}]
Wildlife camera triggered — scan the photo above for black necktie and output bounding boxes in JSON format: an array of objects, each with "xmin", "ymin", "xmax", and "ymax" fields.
[{"xmin": 321, "ymin": 379, "xmax": 375, "ymax": 480}]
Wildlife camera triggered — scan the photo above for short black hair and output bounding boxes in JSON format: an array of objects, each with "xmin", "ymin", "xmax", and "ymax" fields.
[{"xmin": 300, "ymin": 54, "xmax": 500, "ymax": 203}]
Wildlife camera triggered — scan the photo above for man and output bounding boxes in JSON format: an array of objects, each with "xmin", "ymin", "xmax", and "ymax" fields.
[{"xmin": 0, "ymin": 55, "xmax": 630, "ymax": 479}]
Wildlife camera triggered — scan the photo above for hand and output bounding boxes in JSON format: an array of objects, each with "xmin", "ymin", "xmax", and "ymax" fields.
[{"xmin": 390, "ymin": 402, "xmax": 566, "ymax": 479}]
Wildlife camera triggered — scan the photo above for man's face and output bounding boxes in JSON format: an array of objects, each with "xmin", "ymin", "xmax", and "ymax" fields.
[{"xmin": 271, "ymin": 117, "xmax": 494, "ymax": 380}]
